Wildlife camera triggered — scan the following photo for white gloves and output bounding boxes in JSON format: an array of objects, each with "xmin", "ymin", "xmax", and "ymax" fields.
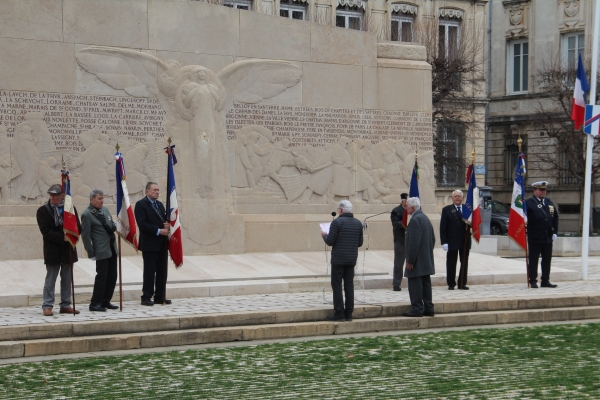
[
  {"xmin": 442, "ymin": 244, "xmax": 448, "ymax": 252},
  {"xmin": 552, "ymin": 234, "xmax": 557, "ymax": 242}
]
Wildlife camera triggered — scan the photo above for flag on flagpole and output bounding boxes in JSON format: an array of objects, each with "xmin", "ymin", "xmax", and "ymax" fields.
[
  {"xmin": 462, "ymin": 165, "xmax": 482, "ymax": 243},
  {"xmin": 61, "ymin": 170, "xmax": 80, "ymax": 248},
  {"xmin": 584, "ymin": 104, "xmax": 600, "ymax": 136},
  {"xmin": 402, "ymin": 160, "xmax": 420, "ymax": 228},
  {"xmin": 166, "ymin": 145, "xmax": 183, "ymax": 268},
  {"xmin": 572, "ymin": 53, "xmax": 590, "ymax": 130},
  {"xmin": 508, "ymin": 153, "xmax": 527, "ymax": 250},
  {"xmin": 115, "ymin": 152, "xmax": 138, "ymax": 250}
]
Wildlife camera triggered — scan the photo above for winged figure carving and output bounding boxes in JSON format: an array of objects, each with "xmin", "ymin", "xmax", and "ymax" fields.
[{"xmin": 76, "ymin": 46, "xmax": 302, "ymax": 200}]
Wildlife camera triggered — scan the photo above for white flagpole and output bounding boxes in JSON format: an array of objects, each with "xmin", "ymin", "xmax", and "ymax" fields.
[{"xmin": 582, "ymin": 0, "xmax": 600, "ymax": 280}]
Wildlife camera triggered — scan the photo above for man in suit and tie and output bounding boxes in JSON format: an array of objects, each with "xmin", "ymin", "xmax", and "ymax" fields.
[
  {"xmin": 135, "ymin": 182, "xmax": 171, "ymax": 306},
  {"xmin": 440, "ymin": 189, "xmax": 471, "ymax": 290},
  {"xmin": 390, "ymin": 193, "xmax": 408, "ymax": 291},
  {"xmin": 81, "ymin": 189, "xmax": 119, "ymax": 312},
  {"xmin": 525, "ymin": 181, "xmax": 559, "ymax": 288}
]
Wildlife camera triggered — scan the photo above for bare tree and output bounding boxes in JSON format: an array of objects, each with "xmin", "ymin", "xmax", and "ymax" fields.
[
  {"xmin": 413, "ymin": 14, "xmax": 486, "ymax": 186},
  {"xmin": 531, "ymin": 54, "xmax": 600, "ymax": 185}
]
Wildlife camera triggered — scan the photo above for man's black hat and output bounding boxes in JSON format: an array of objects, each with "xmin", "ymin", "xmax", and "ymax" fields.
[{"xmin": 400, "ymin": 193, "xmax": 408, "ymax": 199}]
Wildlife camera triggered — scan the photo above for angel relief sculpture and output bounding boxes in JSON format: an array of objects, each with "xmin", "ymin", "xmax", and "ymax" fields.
[{"xmin": 76, "ymin": 47, "xmax": 302, "ymax": 201}]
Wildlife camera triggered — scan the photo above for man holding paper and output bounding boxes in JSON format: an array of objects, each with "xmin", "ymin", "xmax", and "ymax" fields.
[{"xmin": 321, "ymin": 200, "xmax": 363, "ymax": 322}]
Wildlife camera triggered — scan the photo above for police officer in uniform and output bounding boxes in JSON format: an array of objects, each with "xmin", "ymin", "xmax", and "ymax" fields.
[
  {"xmin": 390, "ymin": 193, "xmax": 408, "ymax": 291},
  {"xmin": 526, "ymin": 181, "xmax": 559, "ymax": 288}
]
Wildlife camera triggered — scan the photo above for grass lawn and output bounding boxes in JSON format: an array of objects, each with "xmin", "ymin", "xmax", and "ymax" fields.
[{"xmin": 1, "ymin": 323, "xmax": 600, "ymax": 399}]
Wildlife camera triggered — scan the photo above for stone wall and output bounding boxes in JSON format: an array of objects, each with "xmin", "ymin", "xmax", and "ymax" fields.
[{"xmin": 0, "ymin": 0, "xmax": 433, "ymax": 257}]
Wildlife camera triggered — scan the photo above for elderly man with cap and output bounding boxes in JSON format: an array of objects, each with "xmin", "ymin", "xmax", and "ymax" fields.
[
  {"xmin": 390, "ymin": 193, "xmax": 408, "ymax": 291},
  {"xmin": 36, "ymin": 184, "xmax": 82, "ymax": 316},
  {"xmin": 525, "ymin": 181, "xmax": 559, "ymax": 288}
]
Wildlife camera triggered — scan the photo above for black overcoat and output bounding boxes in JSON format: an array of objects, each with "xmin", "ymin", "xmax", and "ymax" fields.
[
  {"xmin": 440, "ymin": 204, "xmax": 472, "ymax": 251},
  {"xmin": 36, "ymin": 202, "xmax": 81, "ymax": 265},
  {"xmin": 134, "ymin": 196, "xmax": 167, "ymax": 253}
]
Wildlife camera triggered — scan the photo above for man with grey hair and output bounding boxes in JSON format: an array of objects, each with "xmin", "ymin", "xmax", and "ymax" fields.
[
  {"xmin": 403, "ymin": 197, "xmax": 436, "ymax": 317},
  {"xmin": 440, "ymin": 189, "xmax": 471, "ymax": 290},
  {"xmin": 81, "ymin": 189, "xmax": 119, "ymax": 312},
  {"xmin": 322, "ymin": 200, "xmax": 364, "ymax": 322}
]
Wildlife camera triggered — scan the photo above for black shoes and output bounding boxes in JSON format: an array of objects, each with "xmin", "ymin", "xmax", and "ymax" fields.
[
  {"xmin": 141, "ymin": 299, "xmax": 154, "ymax": 306},
  {"xmin": 458, "ymin": 286, "xmax": 470, "ymax": 290},
  {"xmin": 424, "ymin": 311, "xmax": 435, "ymax": 317},
  {"xmin": 89, "ymin": 303, "xmax": 107, "ymax": 312},
  {"xmin": 448, "ymin": 287, "xmax": 455, "ymax": 290},
  {"xmin": 393, "ymin": 286, "xmax": 401, "ymax": 292},
  {"xmin": 154, "ymin": 299, "xmax": 172, "ymax": 305},
  {"xmin": 530, "ymin": 282, "xmax": 539, "ymax": 288},
  {"xmin": 102, "ymin": 302, "xmax": 119, "ymax": 310},
  {"xmin": 541, "ymin": 281, "xmax": 558, "ymax": 288},
  {"xmin": 403, "ymin": 311, "xmax": 423, "ymax": 317},
  {"xmin": 326, "ymin": 315, "xmax": 346, "ymax": 322}
]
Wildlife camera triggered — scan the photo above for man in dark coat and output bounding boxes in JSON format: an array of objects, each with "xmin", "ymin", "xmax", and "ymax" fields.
[
  {"xmin": 36, "ymin": 184, "xmax": 82, "ymax": 316},
  {"xmin": 526, "ymin": 181, "xmax": 559, "ymax": 288},
  {"xmin": 403, "ymin": 197, "xmax": 436, "ymax": 317},
  {"xmin": 135, "ymin": 182, "xmax": 170, "ymax": 306},
  {"xmin": 322, "ymin": 200, "xmax": 364, "ymax": 322},
  {"xmin": 390, "ymin": 193, "xmax": 408, "ymax": 291},
  {"xmin": 81, "ymin": 189, "xmax": 119, "ymax": 312},
  {"xmin": 440, "ymin": 189, "xmax": 471, "ymax": 290}
]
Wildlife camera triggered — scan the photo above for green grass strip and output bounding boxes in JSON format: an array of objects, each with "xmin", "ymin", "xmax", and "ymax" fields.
[{"xmin": 1, "ymin": 323, "xmax": 600, "ymax": 399}]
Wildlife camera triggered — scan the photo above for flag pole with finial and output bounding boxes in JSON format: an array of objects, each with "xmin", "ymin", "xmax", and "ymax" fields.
[
  {"xmin": 116, "ymin": 143, "xmax": 124, "ymax": 311},
  {"xmin": 62, "ymin": 155, "xmax": 76, "ymax": 316}
]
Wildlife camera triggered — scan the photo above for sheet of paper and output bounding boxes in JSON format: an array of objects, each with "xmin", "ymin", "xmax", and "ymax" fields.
[{"xmin": 320, "ymin": 222, "xmax": 331, "ymax": 234}]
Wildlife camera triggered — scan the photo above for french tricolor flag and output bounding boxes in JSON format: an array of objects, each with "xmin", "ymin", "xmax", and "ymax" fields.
[
  {"xmin": 115, "ymin": 152, "xmax": 138, "ymax": 250},
  {"xmin": 571, "ymin": 53, "xmax": 589, "ymax": 130}
]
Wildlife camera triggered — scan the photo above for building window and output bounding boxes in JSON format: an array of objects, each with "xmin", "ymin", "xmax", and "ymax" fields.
[
  {"xmin": 558, "ymin": 148, "xmax": 581, "ymax": 185},
  {"xmin": 438, "ymin": 19, "xmax": 460, "ymax": 61},
  {"xmin": 435, "ymin": 123, "xmax": 465, "ymax": 187},
  {"xmin": 562, "ymin": 32, "xmax": 585, "ymax": 70},
  {"xmin": 508, "ymin": 40, "xmax": 529, "ymax": 94},
  {"xmin": 224, "ymin": 0, "xmax": 251, "ymax": 10},
  {"xmin": 391, "ymin": 14, "xmax": 414, "ymax": 42},
  {"xmin": 280, "ymin": 0, "xmax": 307, "ymax": 20},
  {"xmin": 336, "ymin": 5, "xmax": 363, "ymax": 30},
  {"xmin": 503, "ymin": 135, "xmax": 527, "ymax": 186}
]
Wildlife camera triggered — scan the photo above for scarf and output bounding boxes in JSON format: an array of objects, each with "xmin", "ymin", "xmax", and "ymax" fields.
[{"xmin": 50, "ymin": 201, "xmax": 64, "ymax": 227}]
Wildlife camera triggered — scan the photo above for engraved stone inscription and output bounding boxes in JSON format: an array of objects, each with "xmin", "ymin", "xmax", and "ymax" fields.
[
  {"xmin": 0, "ymin": 90, "xmax": 166, "ymax": 151},
  {"xmin": 226, "ymin": 104, "xmax": 432, "ymax": 152}
]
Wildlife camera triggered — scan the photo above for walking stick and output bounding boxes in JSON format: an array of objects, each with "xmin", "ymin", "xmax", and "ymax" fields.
[{"xmin": 118, "ymin": 236, "xmax": 123, "ymax": 311}]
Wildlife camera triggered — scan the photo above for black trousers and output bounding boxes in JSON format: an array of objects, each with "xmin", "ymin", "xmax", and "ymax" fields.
[
  {"xmin": 446, "ymin": 248, "xmax": 469, "ymax": 289},
  {"xmin": 392, "ymin": 241, "xmax": 406, "ymax": 288},
  {"xmin": 142, "ymin": 244, "xmax": 168, "ymax": 302},
  {"xmin": 407, "ymin": 275, "xmax": 434, "ymax": 314},
  {"xmin": 331, "ymin": 264, "xmax": 355, "ymax": 318},
  {"xmin": 90, "ymin": 246, "xmax": 118, "ymax": 306},
  {"xmin": 528, "ymin": 242, "xmax": 553, "ymax": 284}
]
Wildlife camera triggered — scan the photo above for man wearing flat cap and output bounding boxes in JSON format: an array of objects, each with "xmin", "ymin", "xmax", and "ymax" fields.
[
  {"xmin": 36, "ymin": 184, "xmax": 82, "ymax": 316},
  {"xmin": 390, "ymin": 193, "xmax": 408, "ymax": 291},
  {"xmin": 526, "ymin": 181, "xmax": 559, "ymax": 288}
]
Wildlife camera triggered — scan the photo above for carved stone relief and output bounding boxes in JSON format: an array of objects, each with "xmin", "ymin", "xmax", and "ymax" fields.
[
  {"xmin": 439, "ymin": 8, "xmax": 463, "ymax": 20},
  {"xmin": 391, "ymin": 3, "xmax": 417, "ymax": 15},
  {"xmin": 504, "ymin": 2, "xmax": 529, "ymax": 38},
  {"xmin": 559, "ymin": 0, "xmax": 585, "ymax": 32}
]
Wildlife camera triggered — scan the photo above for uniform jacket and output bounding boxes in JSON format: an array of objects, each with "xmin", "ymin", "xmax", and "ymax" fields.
[
  {"xmin": 81, "ymin": 205, "xmax": 117, "ymax": 260},
  {"xmin": 134, "ymin": 196, "xmax": 167, "ymax": 253},
  {"xmin": 404, "ymin": 209, "xmax": 436, "ymax": 278},
  {"xmin": 390, "ymin": 204, "xmax": 406, "ymax": 243},
  {"xmin": 36, "ymin": 202, "xmax": 81, "ymax": 265},
  {"xmin": 440, "ymin": 204, "xmax": 472, "ymax": 251},
  {"xmin": 323, "ymin": 213, "xmax": 364, "ymax": 266},
  {"xmin": 525, "ymin": 196, "xmax": 559, "ymax": 244}
]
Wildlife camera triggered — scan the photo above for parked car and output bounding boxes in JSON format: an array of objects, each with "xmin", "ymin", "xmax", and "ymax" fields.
[{"xmin": 490, "ymin": 200, "xmax": 510, "ymax": 235}]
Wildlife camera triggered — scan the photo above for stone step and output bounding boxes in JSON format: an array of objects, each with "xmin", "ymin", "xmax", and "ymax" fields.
[{"xmin": 1, "ymin": 294, "xmax": 599, "ymax": 359}]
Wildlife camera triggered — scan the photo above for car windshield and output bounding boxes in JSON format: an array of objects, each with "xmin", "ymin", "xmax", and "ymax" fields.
[{"xmin": 492, "ymin": 202, "xmax": 510, "ymax": 213}]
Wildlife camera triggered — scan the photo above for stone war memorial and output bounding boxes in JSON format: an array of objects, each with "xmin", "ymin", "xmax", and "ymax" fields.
[{"xmin": 0, "ymin": 0, "xmax": 433, "ymax": 259}]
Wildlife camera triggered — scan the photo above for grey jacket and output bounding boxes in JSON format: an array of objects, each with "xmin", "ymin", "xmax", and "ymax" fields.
[
  {"xmin": 404, "ymin": 209, "xmax": 436, "ymax": 278},
  {"xmin": 81, "ymin": 205, "xmax": 118, "ymax": 260}
]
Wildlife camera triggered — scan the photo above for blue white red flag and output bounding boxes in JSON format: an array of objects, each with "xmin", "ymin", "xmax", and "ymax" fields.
[
  {"xmin": 584, "ymin": 104, "xmax": 600, "ymax": 136},
  {"xmin": 402, "ymin": 160, "xmax": 419, "ymax": 228},
  {"xmin": 462, "ymin": 165, "xmax": 482, "ymax": 243},
  {"xmin": 115, "ymin": 152, "xmax": 138, "ymax": 250},
  {"xmin": 61, "ymin": 170, "xmax": 80, "ymax": 248},
  {"xmin": 572, "ymin": 53, "xmax": 589, "ymax": 130},
  {"xmin": 508, "ymin": 153, "xmax": 527, "ymax": 250},
  {"xmin": 166, "ymin": 146, "xmax": 183, "ymax": 268}
]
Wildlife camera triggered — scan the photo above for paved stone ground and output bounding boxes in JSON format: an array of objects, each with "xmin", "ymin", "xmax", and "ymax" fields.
[{"xmin": 0, "ymin": 256, "xmax": 597, "ymax": 327}]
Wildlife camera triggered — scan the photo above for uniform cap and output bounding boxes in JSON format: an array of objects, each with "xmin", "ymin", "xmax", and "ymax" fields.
[
  {"xmin": 400, "ymin": 193, "xmax": 408, "ymax": 199},
  {"xmin": 47, "ymin": 184, "xmax": 62, "ymax": 194},
  {"xmin": 532, "ymin": 181, "xmax": 548, "ymax": 189}
]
